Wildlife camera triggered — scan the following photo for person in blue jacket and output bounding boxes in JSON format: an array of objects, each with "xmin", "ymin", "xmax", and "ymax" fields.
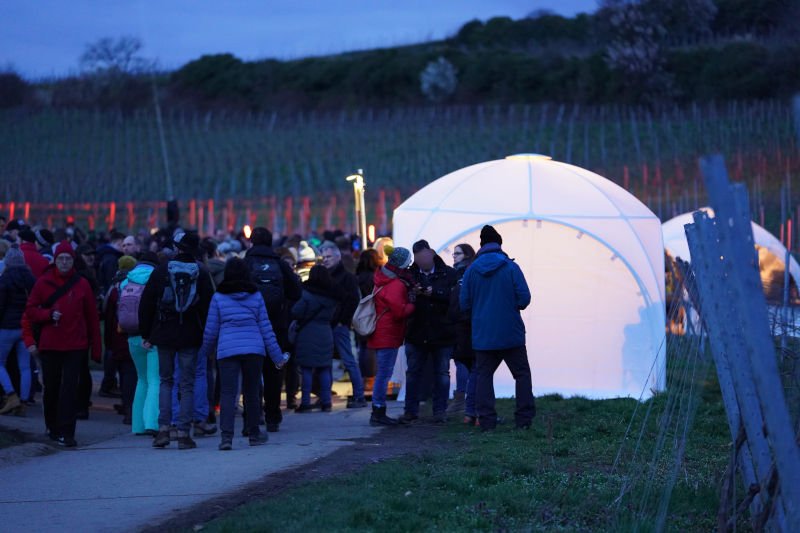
[
  {"xmin": 199, "ymin": 258, "xmax": 288, "ymax": 450},
  {"xmin": 460, "ymin": 225, "xmax": 535, "ymax": 431}
]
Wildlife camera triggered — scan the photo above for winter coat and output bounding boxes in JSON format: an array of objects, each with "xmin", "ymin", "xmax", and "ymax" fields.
[
  {"xmin": 291, "ymin": 284, "xmax": 340, "ymax": 368},
  {"xmin": 96, "ymin": 244, "xmax": 123, "ymax": 294},
  {"xmin": 405, "ymin": 255, "xmax": 457, "ymax": 347},
  {"xmin": 448, "ymin": 259, "xmax": 474, "ymax": 365},
  {"xmin": 367, "ymin": 267, "xmax": 415, "ymax": 350},
  {"xmin": 460, "ymin": 244, "xmax": 531, "ymax": 351},
  {"xmin": 0, "ymin": 265, "xmax": 36, "ymax": 329},
  {"xmin": 328, "ymin": 262, "xmax": 360, "ymax": 327},
  {"xmin": 244, "ymin": 244, "xmax": 302, "ymax": 331},
  {"xmin": 138, "ymin": 253, "xmax": 215, "ymax": 350},
  {"xmin": 23, "ymin": 265, "xmax": 102, "ymax": 360},
  {"xmin": 20, "ymin": 242, "xmax": 49, "ymax": 279},
  {"xmin": 199, "ymin": 280, "xmax": 283, "ymax": 363}
]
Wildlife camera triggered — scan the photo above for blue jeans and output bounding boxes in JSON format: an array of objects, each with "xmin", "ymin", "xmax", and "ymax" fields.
[
  {"xmin": 372, "ymin": 348, "xmax": 399, "ymax": 408},
  {"xmin": 301, "ymin": 366, "xmax": 332, "ymax": 407},
  {"xmin": 157, "ymin": 347, "xmax": 198, "ymax": 432},
  {"xmin": 455, "ymin": 361, "xmax": 469, "ymax": 393},
  {"xmin": 333, "ymin": 325, "xmax": 364, "ymax": 400},
  {"xmin": 0, "ymin": 329, "xmax": 31, "ymax": 400},
  {"xmin": 404, "ymin": 343, "xmax": 452, "ymax": 416},
  {"xmin": 465, "ymin": 367, "xmax": 477, "ymax": 417},
  {"xmin": 170, "ymin": 350, "xmax": 209, "ymax": 424}
]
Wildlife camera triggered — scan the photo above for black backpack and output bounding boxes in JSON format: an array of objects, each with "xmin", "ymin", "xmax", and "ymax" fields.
[{"xmin": 246, "ymin": 255, "xmax": 285, "ymax": 318}]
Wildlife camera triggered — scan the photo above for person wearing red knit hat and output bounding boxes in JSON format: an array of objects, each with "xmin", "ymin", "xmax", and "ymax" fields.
[{"xmin": 23, "ymin": 241, "xmax": 102, "ymax": 447}]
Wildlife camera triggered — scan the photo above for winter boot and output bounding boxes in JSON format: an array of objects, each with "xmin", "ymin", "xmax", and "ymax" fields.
[
  {"xmin": 369, "ymin": 406, "xmax": 399, "ymax": 426},
  {"xmin": 177, "ymin": 430, "xmax": 197, "ymax": 450},
  {"xmin": 152, "ymin": 426, "xmax": 171, "ymax": 448},
  {"xmin": 193, "ymin": 420, "xmax": 217, "ymax": 437},
  {"xmin": 0, "ymin": 393, "xmax": 22, "ymax": 415},
  {"xmin": 446, "ymin": 391, "xmax": 466, "ymax": 414}
]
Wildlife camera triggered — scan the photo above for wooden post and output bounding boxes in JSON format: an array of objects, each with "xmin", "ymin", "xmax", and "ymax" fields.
[{"xmin": 691, "ymin": 154, "xmax": 800, "ymax": 528}]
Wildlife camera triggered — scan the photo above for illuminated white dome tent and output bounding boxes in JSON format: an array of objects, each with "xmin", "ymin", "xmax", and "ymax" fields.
[
  {"xmin": 663, "ymin": 209, "xmax": 800, "ymax": 305},
  {"xmin": 392, "ymin": 155, "xmax": 666, "ymax": 400}
]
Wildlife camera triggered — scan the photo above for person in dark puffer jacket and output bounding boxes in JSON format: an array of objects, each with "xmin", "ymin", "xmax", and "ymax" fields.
[
  {"xmin": 292, "ymin": 265, "xmax": 342, "ymax": 413},
  {"xmin": 0, "ymin": 247, "xmax": 36, "ymax": 416},
  {"xmin": 199, "ymin": 258, "xmax": 287, "ymax": 450}
]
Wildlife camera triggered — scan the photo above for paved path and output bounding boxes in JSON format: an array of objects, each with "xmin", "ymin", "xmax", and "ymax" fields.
[{"xmin": 0, "ymin": 373, "xmax": 397, "ymax": 532}]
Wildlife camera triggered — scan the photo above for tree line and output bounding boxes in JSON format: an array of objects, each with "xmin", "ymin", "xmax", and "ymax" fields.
[{"xmin": 1, "ymin": 0, "xmax": 799, "ymax": 112}]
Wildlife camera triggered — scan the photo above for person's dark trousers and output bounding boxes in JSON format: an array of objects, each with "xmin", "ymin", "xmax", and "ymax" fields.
[
  {"xmin": 475, "ymin": 346, "xmax": 535, "ymax": 430},
  {"xmin": 214, "ymin": 360, "xmax": 221, "ymax": 409},
  {"xmin": 404, "ymin": 343, "xmax": 452, "ymax": 417},
  {"xmin": 40, "ymin": 350, "xmax": 85, "ymax": 439},
  {"xmin": 157, "ymin": 346, "xmax": 198, "ymax": 432},
  {"xmin": 357, "ymin": 336, "xmax": 376, "ymax": 378},
  {"xmin": 262, "ymin": 327, "xmax": 288, "ymax": 427},
  {"xmin": 77, "ymin": 354, "xmax": 92, "ymax": 411},
  {"xmin": 207, "ymin": 357, "xmax": 216, "ymax": 422},
  {"xmin": 118, "ymin": 358, "xmax": 137, "ymax": 422},
  {"xmin": 101, "ymin": 349, "xmax": 120, "ymax": 392},
  {"xmin": 5, "ymin": 344, "xmax": 19, "ymax": 395},
  {"xmin": 284, "ymin": 356, "xmax": 299, "ymax": 405},
  {"xmin": 219, "ymin": 354, "xmax": 263, "ymax": 440},
  {"xmin": 262, "ymin": 360, "xmax": 284, "ymax": 426}
]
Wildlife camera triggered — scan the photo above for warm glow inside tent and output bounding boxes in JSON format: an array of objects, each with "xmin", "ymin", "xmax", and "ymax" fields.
[
  {"xmin": 662, "ymin": 209, "xmax": 800, "ymax": 305},
  {"xmin": 392, "ymin": 155, "xmax": 666, "ymax": 400}
]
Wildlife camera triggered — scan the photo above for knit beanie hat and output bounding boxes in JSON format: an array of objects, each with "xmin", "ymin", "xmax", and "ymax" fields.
[
  {"xmin": 54, "ymin": 240, "xmax": 75, "ymax": 259},
  {"xmin": 118, "ymin": 255, "xmax": 137, "ymax": 272},
  {"xmin": 298, "ymin": 241, "xmax": 317, "ymax": 263},
  {"xmin": 19, "ymin": 228, "xmax": 36, "ymax": 244},
  {"xmin": 385, "ymin": 245, "xmax": 412, "ymax": 269},
  {"xmin": 479, "ymin": 225, "xmax": 503, "ymax": 247},
  {"xmin": 3, "ymin": 246, "xmax": 26, "ymax": 268},
  {"xmin": 36, "ymin": 229, "xmax": 55, "ymax": 247}
]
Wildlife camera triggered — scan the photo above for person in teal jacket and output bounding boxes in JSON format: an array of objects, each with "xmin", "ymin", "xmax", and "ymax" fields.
[
  {"xmin": 119, "ymin": 252, "xmax": 160, "ymax": 436},
  {"xmin": 460, "ymin": 225, "xmax": 535, "ymax": 431}
]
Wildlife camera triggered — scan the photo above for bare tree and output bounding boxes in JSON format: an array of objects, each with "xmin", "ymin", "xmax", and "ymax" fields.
[{"xmin": 80, "ymin": 36, "xmax": 153, "ymax": 75}]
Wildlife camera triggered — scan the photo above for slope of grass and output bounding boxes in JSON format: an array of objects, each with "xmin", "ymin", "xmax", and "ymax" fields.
[{"xmin": 200, "ymin": 361, "xmax": 731, "ymax": 532}]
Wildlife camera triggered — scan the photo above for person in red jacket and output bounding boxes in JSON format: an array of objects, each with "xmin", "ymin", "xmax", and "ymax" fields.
[
  {"xmin": 18, "ymin": 228, "xmax": 50, "ymax": 279},
  {"xmin": 23, "ymin": 241, "xmax": 101, "ymax": 447},
  {"xmin": 367, "ymin": 245, "xmax": 415, "ymax": 426}
]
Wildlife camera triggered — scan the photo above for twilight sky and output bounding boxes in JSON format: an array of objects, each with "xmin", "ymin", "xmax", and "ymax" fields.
[{"xmin": 1, "ymin": 0, "xmax": 596, "ymax": 79}]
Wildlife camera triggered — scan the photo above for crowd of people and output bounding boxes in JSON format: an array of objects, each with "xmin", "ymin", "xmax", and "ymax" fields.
[{"xmin": 0, "ymin": 212, "xmax": 535, "ymax": 450}]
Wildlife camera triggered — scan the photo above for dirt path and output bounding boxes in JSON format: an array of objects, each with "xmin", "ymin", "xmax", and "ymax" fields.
[{"xmin": 150, "ymin": 423, "xmax": 449, "ymax": 532}]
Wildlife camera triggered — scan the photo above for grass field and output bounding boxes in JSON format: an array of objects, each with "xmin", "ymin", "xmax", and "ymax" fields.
[{"xmin": 199, "ymin": 346, "xmax": 732, "ymax": 532}]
